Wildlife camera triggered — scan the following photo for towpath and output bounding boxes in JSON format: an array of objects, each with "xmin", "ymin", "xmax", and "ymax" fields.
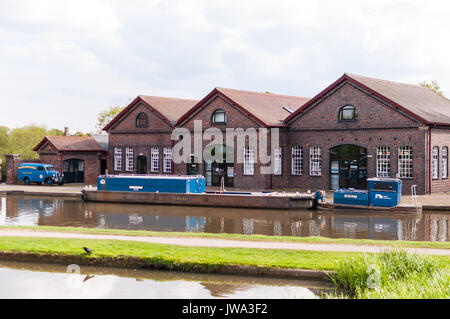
[{"xmin": 0, "ymin": 228, "xmax": 448, "ymax": 256}]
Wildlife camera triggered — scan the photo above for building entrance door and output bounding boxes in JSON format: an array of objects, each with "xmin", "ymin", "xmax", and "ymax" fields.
[
  {"xmin": 63, "ymin": 159, "xmax": 84, "ymax": 183},
  {"xmin": 203, "ymin": 145, "xmax": 234, "ymax": 187},
  {"xmin": 137, "ymin": 155, "xmax": 147, "ymax": 174},
  {"xmin": 330, "ymin": 145, "xmax": 367, "ymax": 189}
]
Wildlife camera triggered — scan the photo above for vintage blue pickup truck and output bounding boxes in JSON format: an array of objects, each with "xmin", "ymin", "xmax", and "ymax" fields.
[{"xmin": 17, "ymin": 163, "xmax": 64, "ymax": 186}]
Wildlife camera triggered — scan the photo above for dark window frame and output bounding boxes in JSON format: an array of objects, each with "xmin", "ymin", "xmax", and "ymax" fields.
[
  {"xmin": 338, "ymin": 105, "xmax": 358, "ymax": 121},
  {"xmin": 136, "ymin": 112, "xmax": 149, "ymax": 127},
  {"xmin": 211, "ymin": 109, "xmax": 227, "ymax": 124}
]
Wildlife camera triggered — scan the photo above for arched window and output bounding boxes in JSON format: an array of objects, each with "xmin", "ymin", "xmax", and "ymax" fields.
[
  {"xmin": 432, "ymin": 146, "xmax": 439, "ymax": 179},
  {"xmin": 339, "ymin": 105, "xmax": 358, "ymax": 121},
  {"xmin": 136, "ymin": 112, "xmax": 148, "ymax": 127},
  {"xmin": 211, "ymin": 109, "xmax": 227, "ymax": 123},
  {"xmin": 443, "ymin": 146, "xmax": 448, "ymax": 179}
]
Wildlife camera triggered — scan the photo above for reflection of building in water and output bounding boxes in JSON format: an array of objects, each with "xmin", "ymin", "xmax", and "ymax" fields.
[
  {"xmin": 2, "ymin": 196, "xmax": 97, "ymax": 227},
  {"xmin": 99, "ymin": 214, "xmax": 205, "ymax": 232},
  {"xmin": 185, "ymin": 216, "xmax": 206, "ymax": 232},
  {"xmin": 200, "ymin": 282, "xmax": 251, "ymax": 298},
  {"xmin": 1, "ymin": 196, "xmax": 449, "ymax": 242},
  {"xmin": 419, "ymin": 214, "xmax": 450, "ymax": 242}
]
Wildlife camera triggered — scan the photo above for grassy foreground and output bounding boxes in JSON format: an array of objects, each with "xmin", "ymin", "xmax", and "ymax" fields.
[
  {"xmin": 0, "ymin": 235, "xmax": 448, "ymax": 273},
  {"xmin": 329, "ymin": 249, "xmax": 450, "ymax": 299},
  {"xmin": 0, "ymin": 236, "xmax": 361, "ymax": 271},
  {"xmin": 1, "ymin": 225, "xmax": 449, "ymax": 250}
]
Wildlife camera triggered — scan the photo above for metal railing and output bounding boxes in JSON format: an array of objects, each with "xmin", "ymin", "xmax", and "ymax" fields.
[{"xmin": 411, "ymin": 185, "xmax": 419, "ymax": 207}]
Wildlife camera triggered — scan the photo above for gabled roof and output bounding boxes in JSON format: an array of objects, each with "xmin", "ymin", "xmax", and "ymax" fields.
[
  {"xmin": 103, "ymin": 95, "xmax": 199, "ymax": 131},
  {"xmin": 177, "ymin": 87, "xmax": 310, "ymax": 127},
  {"xmin": 33, "ymin": 136, "xmax": 107, "ymax": 152},
  {"xmin": 285, "ymin": 73, "xmax": 450, "ymax": 125}
]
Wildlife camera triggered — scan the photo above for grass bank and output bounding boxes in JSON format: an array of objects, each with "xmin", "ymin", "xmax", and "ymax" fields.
[
  {"xmin": 1, "ymin": 225, "xmax": 449, "ymax": 250},
  {"xmin": 329, "ymin": 249, "xmax": 450, "ymax": 299},
  {"xmin": 0, "ymin": 236, "xmax": 361, "ymax": 275}
]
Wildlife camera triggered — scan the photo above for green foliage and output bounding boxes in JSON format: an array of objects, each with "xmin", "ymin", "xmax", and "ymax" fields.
[
  {"xmin": 419, "ymin": 80, "xmax": 444, "ymax": 96},
  {"xmin": 5, "ymin": 124, "xmax": 48, "ymax": 159},
  {"xmin": 73, "ymin": 131, "xmax": 91, "ymax": 136},
  {"xmin": 47, "ymin": 128, "xmax": 64, "ymax": 136},
  {"xmin": 95, "ymin": 105, "xmax": 125, "ymax": 134},
  {"xmin": 329, "ymin": 248, "xmax": 448, "ymax": 299},
  {"xmin": 0, "ymin": 235, "xmax": 361, "ymax": 271}
]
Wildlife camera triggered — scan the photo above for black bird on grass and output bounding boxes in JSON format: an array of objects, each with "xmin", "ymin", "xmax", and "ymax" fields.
[{"xmin": 83, "ymin": 247, "xmax": 94, "ymax": 254}]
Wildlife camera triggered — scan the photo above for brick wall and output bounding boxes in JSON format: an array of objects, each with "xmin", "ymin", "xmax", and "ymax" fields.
[
  {"xmin": 5, "ymin": 154, "xmax": 42, "ymax": 184},
  {"xmin": 430, "ymin": 128, "xmax": 450, "ymax": 193}
]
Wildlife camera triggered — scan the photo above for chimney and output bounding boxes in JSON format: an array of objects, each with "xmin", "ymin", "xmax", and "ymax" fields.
[{"xmin": 64, "ymin": 127, "xmax": 69, "ymax": 136}]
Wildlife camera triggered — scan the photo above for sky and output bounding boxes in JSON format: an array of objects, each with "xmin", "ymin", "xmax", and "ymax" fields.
[{"xmin": 1, "ymin": 0, "xmax": 450, "ymax": 133}]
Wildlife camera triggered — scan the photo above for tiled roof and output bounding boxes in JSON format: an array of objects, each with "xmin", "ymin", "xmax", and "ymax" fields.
[
  {"xmin": 34, "ymin": 136, "xmax": 107, "ymax": 152},
  {"xmin": 345, "ymin": 73, "xmax": 450, "ymax": 125},
  {"xmin": 138, "ymin": 95, "xmax": 199, "ymax": 123},
  {"xmin": 215, "ymin": 87, "xmax": 310, "ymax": 126},
  {"xmin": 285, "ymin": 73, "xmax": 450, "ymax": 125}
]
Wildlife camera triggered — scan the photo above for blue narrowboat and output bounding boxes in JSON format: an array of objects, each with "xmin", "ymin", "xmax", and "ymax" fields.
[{"xmin": 97, "ymin": 174, "xmax": 206, "ymax": 194}]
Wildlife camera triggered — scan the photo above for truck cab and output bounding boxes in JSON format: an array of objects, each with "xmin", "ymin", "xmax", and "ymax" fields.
[{"xmin": 17, "ymin": 163, "xmax": 64, "ymax": 186}]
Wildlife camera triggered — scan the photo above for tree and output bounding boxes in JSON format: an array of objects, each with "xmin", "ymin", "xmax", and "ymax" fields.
[
  {"xmin": 47, "ymin": 128, "xmax": 64, "ymax": 136},
  {"xmin": 6, "ymin": 124, "xmax": 48, "ymax": 159},
  {"xmin": 73, "ymin": 131, "xmax": 91, "ymax": 136},
  {"xmin": 419, "ymin": 80, "xmax": 444, "ymax": 96},
  {"xmin": 95, "ymin": 106, "xmax": 125, "ymax": 134}
]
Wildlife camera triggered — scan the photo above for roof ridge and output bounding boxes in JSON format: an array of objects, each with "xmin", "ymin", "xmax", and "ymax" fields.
[
  {"xmin": 216, "ymin": 87, "xmax": 310, "ymax": 99},
  {"xmin": 346, "ymin": 72, "xmax": 450, "ymax": 102},
  {"xmin": 345, "ymin": 72, "xmax": 428, "ymax": 89},
  {"xmin": 139, "ymin": 94, "xmax": 199, "ymax": 102}
]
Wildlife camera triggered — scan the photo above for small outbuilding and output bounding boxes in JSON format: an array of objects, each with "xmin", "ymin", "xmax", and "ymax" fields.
[{"xmin": 32, "ymin": 135, "xmax": 108, "ymax": 184}]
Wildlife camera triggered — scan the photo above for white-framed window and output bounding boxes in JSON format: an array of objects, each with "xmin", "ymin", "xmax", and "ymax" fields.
[
  {"xmin": 398, "ymin": 146, "xmax": 413, "ymax": 178},
  {"xmin": 273, "ymin": 147, "xmax": 282, "ymax": 175},
  {"xmin": 163, "ymin": 147, "xmax": 172, "ymax": 173},
  {"xmin": 114, "ymin": 147, "xmax": 122, "ymax": 171},
  {"xmin": 432, "ymin": 146, "xmax": 439, "ymax": 179},
  {"xmin": 309, "ymin": 146, "xmax": 322, "ymax": 176},
  {"xmin": 443, "ymin": 147, "xmax": 448, "ymax": 179},
  {"xmin": 151, "ymin": 147, "xmax": 160, "ymax": 172},
  {"xmin": 376, "ymin": 146, "xmax": 391, "ymax": 177},
  {"xmin": 291, "ymin": 146, "xmax": 303, "ymax": 175},
  {"xmin": 243, "ymin": 146, "xmax": 255, "ymax": 175},
  {"xmin": 125, "ymin": 147, "xmax": 134, "ymax": 172}
]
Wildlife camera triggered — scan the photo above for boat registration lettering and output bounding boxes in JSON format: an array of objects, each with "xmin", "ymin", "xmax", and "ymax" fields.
[
  {"xmin": 129, "ymin": 186, "xmax": 143, "ymax": 191},
  {"xmin": 344, "ymin": 194, "xmax": 358, "ymax": 199}
]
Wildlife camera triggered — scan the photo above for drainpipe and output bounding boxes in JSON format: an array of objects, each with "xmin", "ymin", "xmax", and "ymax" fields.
[{"xmin": 428, "ymin": 126, "xmax": 432, "ymax": 195}]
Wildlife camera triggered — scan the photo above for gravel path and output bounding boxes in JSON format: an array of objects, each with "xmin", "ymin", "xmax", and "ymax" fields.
[{"xmin": 0, "ymin": 228, "xmax": 448, "ymax": 256}]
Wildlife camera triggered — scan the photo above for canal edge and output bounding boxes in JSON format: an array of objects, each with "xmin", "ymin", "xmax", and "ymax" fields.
[{"xmin": 0, "ymin": 251, "xmax": 334, "ymax": 281}]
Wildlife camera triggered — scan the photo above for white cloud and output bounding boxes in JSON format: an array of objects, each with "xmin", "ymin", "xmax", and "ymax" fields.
[{"xmin": 1, "ymin": 0, "xmax": 450, "ymax": 132}]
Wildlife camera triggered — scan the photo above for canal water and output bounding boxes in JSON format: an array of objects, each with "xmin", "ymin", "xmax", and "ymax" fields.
[
  {"xmin": 0, "ymin": 261, "xmax": 331, "ymax": 299},
  {"xmin": 0, "ymin": 195, "xmax": 449, "ymax": 241}
]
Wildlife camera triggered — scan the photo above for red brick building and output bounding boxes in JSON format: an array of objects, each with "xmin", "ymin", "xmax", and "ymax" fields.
[
  {"xmin": 5, "ymin": 134, "xmax": 107, "ymax": 185},
  {"xmin": 105, "ymin": 73, "xmax": 450, "ymax": 194},
  {"xmin": 32, "ymin": 135, "xmax": 108, "ymax": 184}
]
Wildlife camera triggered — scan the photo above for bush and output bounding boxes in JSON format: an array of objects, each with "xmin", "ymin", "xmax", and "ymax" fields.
[{"xmin": 329, "ymin": 248, "xmax": 448, "ymax": 299}]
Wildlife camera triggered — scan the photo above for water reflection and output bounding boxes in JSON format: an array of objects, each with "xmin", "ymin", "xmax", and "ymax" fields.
[
  {"xmin": 0, "ymin": 261, "xmax": 329, "ymax": 299},
  {"xmin": 0, "ymin": 195, "xmax": 449, "ymax": 242}
]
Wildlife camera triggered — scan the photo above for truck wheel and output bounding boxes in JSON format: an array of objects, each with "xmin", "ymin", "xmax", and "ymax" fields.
[
  {"xmin": 45, "ymin": 178, "xmax": 53, "ymax": 186},
  {"xmin": 23, "ymin": 177, "xmax": 31, "ymax": 185}
]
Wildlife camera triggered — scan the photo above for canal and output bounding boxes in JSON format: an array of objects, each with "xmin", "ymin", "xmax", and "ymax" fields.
[
  {"xmin": 0, "ymin": 195, "xmax": 449, "ymax": 241},
  {"xmin": 0, "ymin": 260, "xmax": 331, "ymax": 299}
]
